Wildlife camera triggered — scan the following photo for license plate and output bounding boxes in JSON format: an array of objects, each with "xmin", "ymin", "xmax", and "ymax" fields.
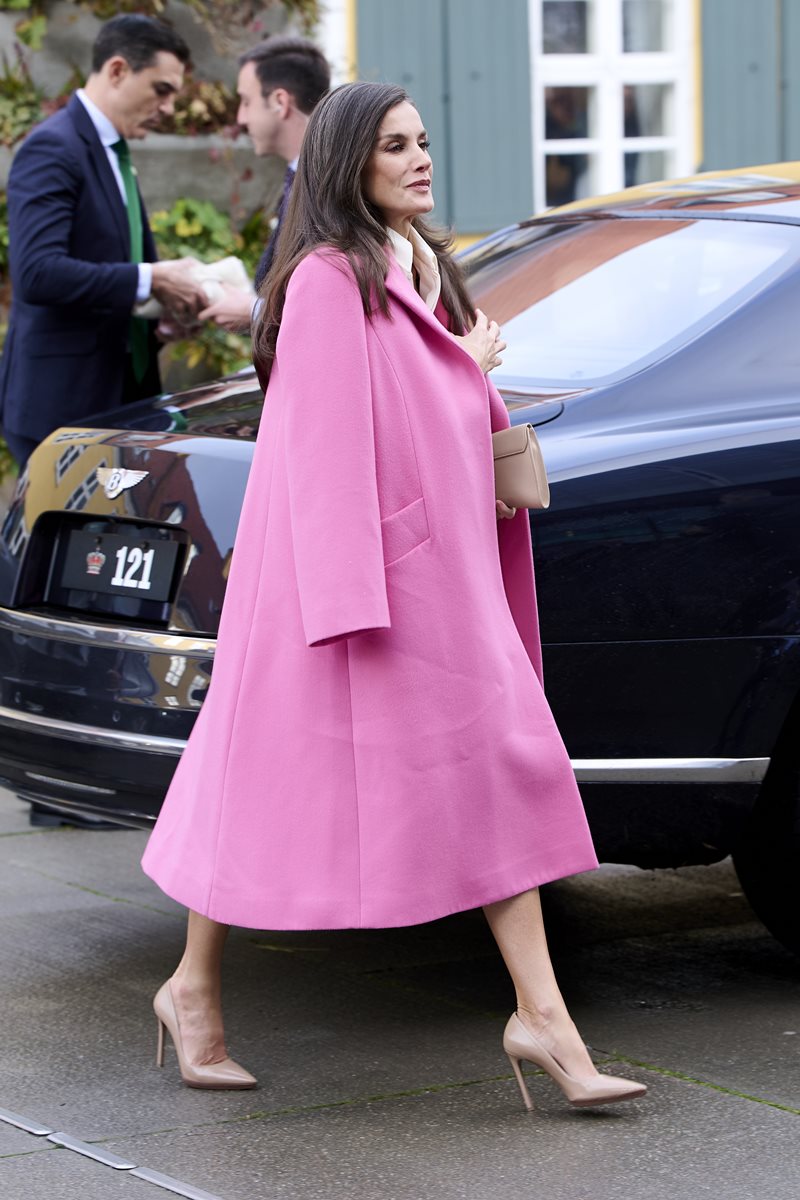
[{"xmin": 60, "ymin": 530, "xmax": 179, "ymax": 602}]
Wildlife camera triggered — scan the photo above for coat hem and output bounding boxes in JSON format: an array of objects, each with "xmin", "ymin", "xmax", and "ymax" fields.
[{"xmin": 141, "ymin": 853, "xmax": 600, "ymax": 931}]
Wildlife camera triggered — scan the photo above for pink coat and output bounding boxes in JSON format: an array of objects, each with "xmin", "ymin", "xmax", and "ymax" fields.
[{"xmin": 141, "ymin": 250, "xmax": 597, "ymax": 928}]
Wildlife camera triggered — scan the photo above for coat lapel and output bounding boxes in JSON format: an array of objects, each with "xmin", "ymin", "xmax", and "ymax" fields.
[
  {"xmin": 384, "ymin": 257, "xmax": 498, "ymax": 415},
  {"xmin": 384, "ymin": 258, "xmax": 458, "ymax": 347},
  {"xmin": 67, "ymin": 93, "xmax": 130, "ymax": 255}
]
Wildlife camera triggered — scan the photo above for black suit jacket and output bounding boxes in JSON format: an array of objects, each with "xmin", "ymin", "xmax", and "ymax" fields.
[
  {"xmin": 0, "ymin": 94, "xmax": 161, "ymax": 443},
  {"xmin": 254, "ymin": 165, "xmax": 295, "ymax": 290}
]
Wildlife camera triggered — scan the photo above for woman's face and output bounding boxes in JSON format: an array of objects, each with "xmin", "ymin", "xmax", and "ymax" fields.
[{"xmin": 362, "ymin": 101, "xmax": 434, "ymax": 236}]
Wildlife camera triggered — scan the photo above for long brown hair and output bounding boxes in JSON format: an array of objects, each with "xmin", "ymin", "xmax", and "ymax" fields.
[{"xmin": 253, "ymin": 81, "xmax": 476, "ymax": 379}]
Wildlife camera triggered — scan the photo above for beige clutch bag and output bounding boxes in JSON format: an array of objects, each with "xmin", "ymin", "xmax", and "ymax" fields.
[{"xmin": 492, "ymin": 423, "xmax": 551, "ymax": 510}]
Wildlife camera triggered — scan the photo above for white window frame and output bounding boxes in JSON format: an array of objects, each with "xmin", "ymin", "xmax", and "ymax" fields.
[{"xmin": 529, "ymin": 0, "xmax": 696, "ymax": 212}]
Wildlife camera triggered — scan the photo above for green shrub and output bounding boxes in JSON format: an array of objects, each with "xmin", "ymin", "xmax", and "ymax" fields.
[
  {"xmin": 0, "ymin": 53, "xmax": 43, "ymax": 148},
  {"xmin": 151, "ymin": 198, "xmax": 245, "ymax": 264},
  {"xmin": 160, "ymin": 78, "xmax": 239, "ymax": 137}
]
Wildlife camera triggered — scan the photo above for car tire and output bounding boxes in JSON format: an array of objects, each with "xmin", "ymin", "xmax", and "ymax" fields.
[{"xmin": 732, "ymin": 757, "xmax": 800, "ymax": 956}]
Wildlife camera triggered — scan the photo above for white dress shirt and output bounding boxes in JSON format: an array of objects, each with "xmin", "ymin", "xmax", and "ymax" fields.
[
  {"xmin": 386, "ymin": 225, "xmax": 441, "ymax": 311},
  {"xmin": 75, "ymin": 89, "xmax": 152, "ymax": 302}
]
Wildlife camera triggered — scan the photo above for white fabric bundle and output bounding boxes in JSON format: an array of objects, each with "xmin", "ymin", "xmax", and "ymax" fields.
[{"xmin": 135, "ymin": 256, "xmax": 254, "ymax": 319}]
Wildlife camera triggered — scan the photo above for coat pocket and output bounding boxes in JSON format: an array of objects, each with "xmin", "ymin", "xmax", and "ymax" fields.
[{"xmin": 380, "ymin": 496, "xmax": 430, "ymax": 568}]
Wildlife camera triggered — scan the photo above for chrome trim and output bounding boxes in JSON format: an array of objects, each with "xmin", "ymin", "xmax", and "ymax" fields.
[
  {"xmin": 0, "ymin": 607, "xmax": 216, "ymax": 656},
  {"xmin": 15, "ymin": 791, "xmax": 154, "ymax": 829},
  {"xmin": 0, "ymin": 696, "xmax": 771, "ymax": 782},
  {"xmin": 572, "ymin": 757, "xmax": 769, "ymax": 783},
  {"xmin": 0, "ymin": 705, "xmax": 186, "ymax": 756},
  {"xmin": 25, "ymin": 771, "xmax": 115, "ymax": 795}
]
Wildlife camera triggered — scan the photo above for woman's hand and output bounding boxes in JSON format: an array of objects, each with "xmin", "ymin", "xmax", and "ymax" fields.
[
  {"xmin": 455, "ymin": 308, "xmax": 506, "ymax": 373},
  {"xmin": 496, "ymin": 500, "xmax": 517, "ymax": 520},
  {"xmin": 198, "ymin": 283, "xmax": 255, "ymax": 332}
]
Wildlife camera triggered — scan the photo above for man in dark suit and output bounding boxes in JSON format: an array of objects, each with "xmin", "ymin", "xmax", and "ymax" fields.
[
  {"xmin": 199, "ymin": 36, "xmax": 330, "ymax": 332},
  {"xmin": 0, "ymin": 14, "xmax": 206, "ymax": 467}
]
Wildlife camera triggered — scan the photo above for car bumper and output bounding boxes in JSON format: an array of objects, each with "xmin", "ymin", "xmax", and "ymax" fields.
[
  {"xmin": 0, "ymin": 607, "xmax": 212, "ymax": 827},
  {"xmin": 0, "ymin": 608, "xmax": 770, "ymax": 832}
]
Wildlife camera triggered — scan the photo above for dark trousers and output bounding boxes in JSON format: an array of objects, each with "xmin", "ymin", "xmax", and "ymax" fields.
[
  {"xmin": 122, "ymin": 352, "xmax": 160, "ymax": 406},
  {"xmin": 4, "ymin": 354, "xmax": 160, "ymax": 472},
  {"xmin": 3, "ymin": 429, "xmax": 39, "ymax": 472}
]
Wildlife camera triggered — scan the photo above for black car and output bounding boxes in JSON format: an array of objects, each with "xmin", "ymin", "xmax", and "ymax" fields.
[{"xmin": 1, "ymin": 165, "xmax": 799, "ymax": 953}]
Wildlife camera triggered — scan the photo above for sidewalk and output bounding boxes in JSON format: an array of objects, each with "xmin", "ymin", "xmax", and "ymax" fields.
[{"xmin": 1, "ymin": 789, "xmax": 798, "ymax": 1199}]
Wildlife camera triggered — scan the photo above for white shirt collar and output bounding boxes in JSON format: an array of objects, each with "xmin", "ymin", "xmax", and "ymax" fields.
[
  {"xmin": 76, "ymin": 88, "xmax": 122, "ymax": 148},
  {"xmin": 385, "ymin": 225, "xmax": 441, "ymax": 312}
]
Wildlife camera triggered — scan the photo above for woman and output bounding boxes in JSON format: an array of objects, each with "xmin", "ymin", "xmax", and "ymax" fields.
[{"xmin": 142, "ymin": 82, "xmax": 646, "ymax": 1111}]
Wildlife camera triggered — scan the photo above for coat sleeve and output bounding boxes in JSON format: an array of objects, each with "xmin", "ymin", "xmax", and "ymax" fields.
[
  {"xmin": 279, "ymin": 252, "xmax": 391, "ymax": 648},
  {"xmin": 486, "ymin": 375, "xmax": 545, "ymax": 686},
  {"xmin": 8, "ymin": 128, "xmax": 139, "ymax": 310}
]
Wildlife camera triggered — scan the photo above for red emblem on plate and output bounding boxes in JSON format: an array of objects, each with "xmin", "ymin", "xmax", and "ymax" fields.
[{"xmin": 86, "ymin": 549, "xmax": 106, "ymax": 576}]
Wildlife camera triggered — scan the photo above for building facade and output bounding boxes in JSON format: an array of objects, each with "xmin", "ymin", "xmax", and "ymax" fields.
[{"xmin": 319, "ymin": 0, "xmax": 800, "ymax": 235}]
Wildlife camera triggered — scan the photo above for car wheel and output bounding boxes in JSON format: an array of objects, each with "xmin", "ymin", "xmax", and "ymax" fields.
[{"xmin": 732, "ymin": 757, "xmax": 800, "ymax": 956}]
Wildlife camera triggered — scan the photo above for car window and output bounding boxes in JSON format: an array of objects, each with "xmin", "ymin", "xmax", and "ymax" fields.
[{"xmin": 464, "ymin": 218, "xmax": 800, "ymax": 388}]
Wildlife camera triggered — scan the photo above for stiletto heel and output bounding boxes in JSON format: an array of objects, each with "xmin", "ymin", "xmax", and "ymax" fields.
[
  {"xmin": 503, "ymin": 1013, "xmax": 646, "ymax": 1110},
  {"xmin": 152, "ymin": 981, "xmax": 257, "ymax": 1091},
  {"xmin": 156, "ymin": 1017, "xmax": 165, "ymax": 1067},
  {"xmin": 506, "ymin": 1052, "xmax": 534, "ymax": 1112}
]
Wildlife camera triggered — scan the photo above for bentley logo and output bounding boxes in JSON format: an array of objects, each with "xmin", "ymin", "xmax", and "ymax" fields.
[{"xmin": 96, "ymin": 467, "xmax": 149, "ymax": 500}]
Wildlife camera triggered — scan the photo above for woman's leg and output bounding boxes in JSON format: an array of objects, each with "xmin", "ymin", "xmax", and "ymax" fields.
[
  {"xmin": 168, "ymin": 910, "xmax": 231, "ymax": 1066},
  {"xmin": 483, "ymin": 887, "xmax": 598, "ymax": 1078}
]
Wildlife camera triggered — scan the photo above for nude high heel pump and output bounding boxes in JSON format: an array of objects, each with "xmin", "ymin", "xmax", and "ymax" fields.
[
  {"xmin": 153, "ymin": 981, "xmax": 257, "ymax": 1090},
  {"xmin": 503, "ymin": 1013, "xmax": 646, "ymax": 1110}
]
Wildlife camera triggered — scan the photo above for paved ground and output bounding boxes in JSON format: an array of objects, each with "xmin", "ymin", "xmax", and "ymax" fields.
[{"xmin": 1, "ymin": 787, "xmax": 798, "ymax": 1200}]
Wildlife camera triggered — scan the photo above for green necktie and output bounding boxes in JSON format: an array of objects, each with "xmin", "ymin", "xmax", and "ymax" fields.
[{"xmin": 112, "ymin": 137, "xmax": 149, "ymax": 383}]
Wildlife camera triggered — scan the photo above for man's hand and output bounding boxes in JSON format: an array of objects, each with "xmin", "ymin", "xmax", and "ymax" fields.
[
  {"xmin": 198, "ymin": 283, "xmax": 254, "ymax": 333},
  {"xmin": 151, "ymin": 258, "xmax": 206, "ymax": 318}
]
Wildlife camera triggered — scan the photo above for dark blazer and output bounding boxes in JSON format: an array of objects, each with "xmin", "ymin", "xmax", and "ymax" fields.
[
  {"xmin": 254, "ymin": 165, "xmax": 295, "ymax": 290},
  {"xmin": 0, "ymin": 94, "xmax": 161, "ymax": 443}
]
